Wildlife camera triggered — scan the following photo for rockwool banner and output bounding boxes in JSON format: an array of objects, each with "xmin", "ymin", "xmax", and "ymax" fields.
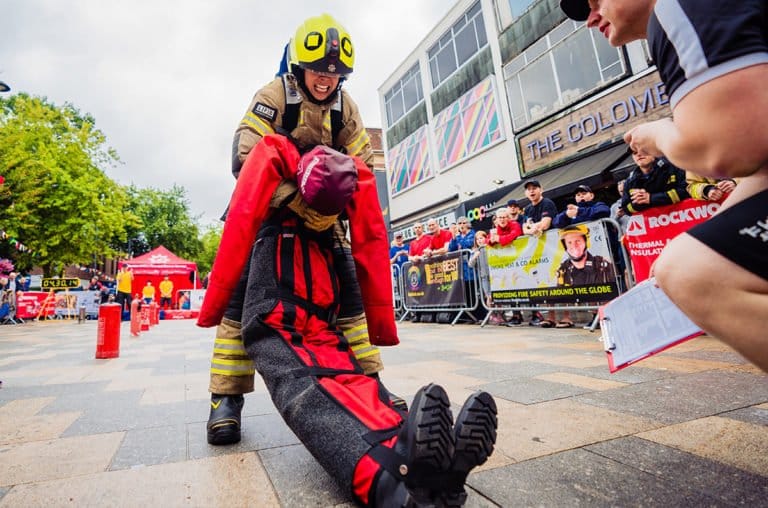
[
  {"xmin": 487, "ymin": 220, "xmax": 618, "ymax": 305},
  {"xmin": 623, "ymin": 199, "xmax": 721, "ymax": 282}
]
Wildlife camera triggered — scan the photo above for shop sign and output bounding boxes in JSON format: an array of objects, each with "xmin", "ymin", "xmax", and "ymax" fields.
[{"xmin": 518, "ymin": 72, "xmax": 671, "ymax": 174}]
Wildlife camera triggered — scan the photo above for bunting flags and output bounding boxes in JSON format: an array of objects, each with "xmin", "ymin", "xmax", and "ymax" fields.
[{"xmin": 0, "ymin": 229, "xmax": 33, "ymax": 253}]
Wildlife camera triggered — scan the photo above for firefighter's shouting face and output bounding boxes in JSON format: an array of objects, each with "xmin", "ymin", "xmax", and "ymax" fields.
[{"xmin": 304, "ymin": 69, "xmax": 340, "ymax": 102}]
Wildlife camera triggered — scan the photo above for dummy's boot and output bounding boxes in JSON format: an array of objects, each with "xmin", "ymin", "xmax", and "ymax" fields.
[
  {"xmin": 373, "ymin": 383, "xmax": 455, "ymax": 507},
  {"xmin": 206, "ymin": 394, "xmax": 244, "ymax": 445},
  {"xmin": 438, "ymin": 391, "xmax": 498, "ymax": 507}
]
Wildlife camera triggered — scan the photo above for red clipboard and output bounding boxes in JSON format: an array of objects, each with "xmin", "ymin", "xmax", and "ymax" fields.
[{"xmin": 599, "ymin": 278, "xmax": 704, "ymax": 373}]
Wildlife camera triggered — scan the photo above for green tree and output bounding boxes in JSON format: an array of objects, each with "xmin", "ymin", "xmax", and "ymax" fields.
[
  {"xmin": 0, "ymin": 94, "xmax": 140, "ymax": 276},
  {"xmin": 125, "ymin": 184, "xmax": 202, "ymax": 260},
  {"xmin": 196, "ymin": 222, "xmax": 222, "ymax": 275}
]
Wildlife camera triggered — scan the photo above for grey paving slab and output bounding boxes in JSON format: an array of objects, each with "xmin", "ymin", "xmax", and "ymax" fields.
[
  {"xmin": 468, "ymin": 448, "xmax": 719, "ymax": 506},
  {"xmin": 456, "ymin": 360, "xmax": 563, "ymax": 382},
  {"xmin": 110, "ymin": 423, "xmax": 187, "ymax": 470},
  {"xmin": 0, "ymin": 381, "xmax": 109, "ymax": 404},
  {"xmin": 574, "ymin": 370, "xmax": 768, "ymax": 424},
  {"xmin": 258, "ymin": 444, "xmax": 352, "ymax": 508},
  {"xmin": 721, "ymin": 405, "xmax": 768, "ymax": 426},
  {"xmin": 567, "ymin": 364, "xmax": 677, "ymax": 384},
  {"xmin": 187, "ymin": 413, "xmax": 300, "ymax": 460},
  {"xmin": 480, "ymin": 377, "xmax": 592, "ymax": 404},
  {"xmin": 668, "ymin": 349, "xmax": 750, "ymax": 364},
  {"xmin": 585, "ymin": 436, "xmax": 768, "ymax": 506}
]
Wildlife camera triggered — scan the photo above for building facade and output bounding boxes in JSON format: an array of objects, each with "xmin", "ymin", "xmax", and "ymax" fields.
[{"xmin": 379, "ymin": 0, "xmax": 670, "ymax": 237}]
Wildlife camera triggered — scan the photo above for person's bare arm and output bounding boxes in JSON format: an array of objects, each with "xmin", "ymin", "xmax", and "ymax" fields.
[{"xmin": 626, "ymin": 65, "xmax": 768, "ymax": 179}]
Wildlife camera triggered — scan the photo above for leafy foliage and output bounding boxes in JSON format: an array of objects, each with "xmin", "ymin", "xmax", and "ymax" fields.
[
  {"xmin": 0, "ymin": 94, "xmax": 140, "ymax": 275},
  {"xmin": 196, "ymin": 223, "xmax": 222, "ymax": 275}
]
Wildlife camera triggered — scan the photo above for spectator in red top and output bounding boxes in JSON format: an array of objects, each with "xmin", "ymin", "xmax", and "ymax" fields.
[
  {"xmin": 408, "ymin": 222, "xmax": 431, "ymax": 263},
  {"xmin": 488, "ymin": 208, "xmax": 522, "ymax": 246},
  {"xmin": 424, "ymin": 218, "xmax": 453, "ymax": 257}
]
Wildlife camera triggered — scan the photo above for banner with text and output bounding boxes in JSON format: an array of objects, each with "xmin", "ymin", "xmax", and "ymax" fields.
[
  {"xmin": 487, "ymin": 220, "xmax": 619, "ymax": 304},
  {"xmin": 403, "ymin": 251, "xmax": 465, "ymax": 308},
  {"xmin": 623, "ymin": 199, "xmax": 720, "ymax": 282}
]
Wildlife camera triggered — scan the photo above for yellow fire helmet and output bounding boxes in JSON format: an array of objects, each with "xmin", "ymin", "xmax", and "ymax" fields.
[
  {"xmin": 290, "ymin": 14, "xmax": 354, "ymax": 76},
  {"xmin": 559, "ymin": 223, "xmax": 590, "ymax": 247}
]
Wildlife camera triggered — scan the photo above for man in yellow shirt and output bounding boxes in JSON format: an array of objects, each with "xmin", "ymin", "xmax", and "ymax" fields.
[
  {"xmin": 141, "ymin": 281, "xmax": 155, "ymax": 304},
  {"xmin": 115, "ymin": 266, "xmax": 133, "ymax": 311},
  {"xmin": 158, "ymin": 275, "xmax": 174, "ymax": 310}
]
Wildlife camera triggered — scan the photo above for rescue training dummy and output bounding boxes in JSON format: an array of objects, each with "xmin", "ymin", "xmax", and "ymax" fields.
[{"xmin": 198, "ymin": 135, "xmax": 498, "ymax": 506}]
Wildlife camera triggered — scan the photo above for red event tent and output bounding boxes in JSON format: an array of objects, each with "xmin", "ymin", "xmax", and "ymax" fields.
[{"xmin": 118, "ymin": 246, "xmax": 198, "ymax": 304}]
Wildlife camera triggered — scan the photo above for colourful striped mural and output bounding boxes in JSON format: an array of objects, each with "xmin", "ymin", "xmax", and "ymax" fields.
[
  {"xmin": 387, "ymin": 124, "xmax": 433, "ymax": 194},
  {"xmin": 433, "ymin": 76, "xmax": 501, "ymax": 169}
]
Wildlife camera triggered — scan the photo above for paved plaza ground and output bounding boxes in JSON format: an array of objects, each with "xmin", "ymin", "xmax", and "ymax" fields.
[{"xmin": 1, "ymin": 317, "xmax": 767, "ymax": 507}]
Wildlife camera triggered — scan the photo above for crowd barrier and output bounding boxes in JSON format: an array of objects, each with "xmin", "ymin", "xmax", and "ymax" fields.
[
  {"xmin": 388, "ymin": 200, "xmax": 714, "ymax": 329},
  {"xmin": 398, "ymin": 249, "xmax": 481, "ymax": 325},
  {"xmin": 389, "ymin": 219, "xmax": 631, "ymax": 328}
]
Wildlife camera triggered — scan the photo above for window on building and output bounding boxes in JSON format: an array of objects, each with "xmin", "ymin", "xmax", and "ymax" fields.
[
  {"xmin": 433, "ymin": 76, "xmax": 502, "ymax": 169},
  {"xmin": 384, "ymin": 64, "xmax": 424, "ymax": 126},
  {"xmin": 507, "ymin": 0, "xmax": 536, "ymax": 18},
  {"xmin": 504, "ymin": 20, "xmax": 625, "ymax": 130},
  {"xmin": 428, "ymin": 1, "xmax": 488, "ymax": 88},
  {"xmin": 387, "ymin": 125, "xmax": 433, "ymax": 195}
]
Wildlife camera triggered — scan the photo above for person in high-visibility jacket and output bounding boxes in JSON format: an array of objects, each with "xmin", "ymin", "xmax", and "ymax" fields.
[
  {"xmin": 141, "ymin": 281, "xmax": 155, "ymax": 304},
  {"xmin": 206, "ymin": 13, "xmax": 404, "ymax": 449},
  {"xmin": 158, "ymin": 275, "xmax": 174, "ymax": 310}
]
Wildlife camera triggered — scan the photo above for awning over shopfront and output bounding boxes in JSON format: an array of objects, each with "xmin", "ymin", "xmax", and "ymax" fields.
[{"xmin": 501, "ymin": 143, "xmax": 631, "ymax": 204}]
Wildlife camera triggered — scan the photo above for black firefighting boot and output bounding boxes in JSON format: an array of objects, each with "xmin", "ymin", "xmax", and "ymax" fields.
[
  {"xmin": 372, "ymin": 383, "xmax": 455, "ymax": 507},
  {"xmin": 438, "ymin": 391, "xmax": 498, "ymax": 507},
  {"xmin": 206, "ymin": 394, "xmax": 244, "ymax": 446},
  {"xmin": 369, "ymin": 372, "xmax": 409, "ymax": 413}
]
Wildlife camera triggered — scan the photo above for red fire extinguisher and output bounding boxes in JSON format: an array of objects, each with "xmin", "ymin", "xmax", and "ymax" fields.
[
  {"xmin": 96, "ymin": 303, "xmax": 121, "ymax": 359},
  {"xmin": 149, "ymin": 300, "xmax": 158, "ymax": 326},
  {"xmin": 130, "ymin": 297, "xmax": 141, "ymax": 337},
  {"xmin": 140, "ymin": 300, "xmax": 151, "ymax": 332}
]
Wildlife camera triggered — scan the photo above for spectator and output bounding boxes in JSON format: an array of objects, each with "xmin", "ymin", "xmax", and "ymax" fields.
[
  {"xmin": 506, "ymin": 200, "xmax": 525, "ymax": 227},
  {"xmin": 141, "ymin": 280, "xmax": 155, "ymax": 304},
  {"xmin": 686, "ymin": 173, "xmax": 737, "ymax": 202},
  {"xmin": 553, "ymin": 185, "xmax": 611, "ymax": 228},
  {"xmin": 389, "ymin": 232, "xmax": 409, "ymax": 268},
  {"xmin": 87, "ymin": 276, "xmax": 102, "ymax": 292},
  {"xmin": 115, "ymin": 266, "xmax": 133, "ymax": 312},
  {"xmin": 488, "ymin": 208, "xmax": 522, "ymax": 247},
  {"xmin": 449, "ymin": 222, "xmax": 459, "ymax": 238},
  {"xmin": 469, "ymin": 231, "xmax": 500, "ymax": 323},
  {"xmin": 561, "ymin": 0, "xmax": 768, "ymax": 372},
  {"xmin": 159, "ymin": 275, "xmax": 174, "ymax": 310},
  {"xmin": 522, "ymin": 180, "xmax": 557, "ymax": 237},
  {"xmin": 621, "ymin": 154, "xmax": 689, "ymax": 215},
  {"xmin": 407, "ymin": 222, "xmax": 431, "ymax": 263},
  {"xmin": 610, "ymin": 179, "xmax": 630, "ymax": 235},
  {"xmin": 424, "ymin": 219, "xmax": 452, "ymax": 258},
  {"xmin": 521, "ymin": 180, "xmax": 556, "ymax": 326},
  {"xmin": 449, "ymin": 217, "xmax": 478, "ymax": 317}
]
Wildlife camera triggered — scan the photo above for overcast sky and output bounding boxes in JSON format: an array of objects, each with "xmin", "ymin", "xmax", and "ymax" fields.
[{"xmin": 0, "ymin": 1, "xmax": 448, "ymax": 225}]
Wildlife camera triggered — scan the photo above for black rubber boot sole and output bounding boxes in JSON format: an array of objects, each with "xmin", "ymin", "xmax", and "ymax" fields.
[
  {"xmin": 440, "ymin": 391, "xmax": 498, "ymax": 507},
  {"xmin": 206, "ymin": 394, "xmax": 244, "ymax": 446},
  {"xmin": 207, "ymin": 421, "xmax": 241, "ymax": 446},
  {"xmin": 399, "ymin": 383, "xmax": 455, "ymax": 485}
]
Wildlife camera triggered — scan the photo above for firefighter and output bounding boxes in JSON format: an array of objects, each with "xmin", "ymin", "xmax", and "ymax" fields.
[
  {"xmin": 206, "ymin": 14, "xmax": 404, "ymax": 447},
  {"xmin": 198, "ymin": 135, "xmax": 498, "ymax": 506}
]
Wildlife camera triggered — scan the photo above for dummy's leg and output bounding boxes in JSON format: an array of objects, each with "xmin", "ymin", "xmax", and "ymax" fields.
[
  {"xmin": 333, "ymin": 232, "xmax": 407, "ymax": 411},
  {"xmin": 655, "ymin": 185, "xmax": 768, "ymax": 372},
  {"xmin": 207, "ymin": 260, "xmax": 255, "ymax": 445},
  {"xmin": 242, "ymin": 310, "xmax": 497, "ymax": 506}
]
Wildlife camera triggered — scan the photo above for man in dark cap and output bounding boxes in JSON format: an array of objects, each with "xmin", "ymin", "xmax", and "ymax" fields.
[
  {"xmin": 560, "ymin": 0, "xmax": 768, "ymax": 372},
  {"xmin": 521, "ymin": 180, "xmax": 557, "ymax": 238},
  {"xmin": 553, "ymin": 184, "xmax": 610, "ymax": 228},
  {"xmin": 506, "ymin": 199, "xmax": 525, "ymax": 227}
]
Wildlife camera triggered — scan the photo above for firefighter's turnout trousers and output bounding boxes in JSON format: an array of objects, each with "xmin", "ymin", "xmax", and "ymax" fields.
[
  {"xmin": 241, "ymin": 217, "xmax": 403, "ymax": 504},
  {"xmin": 209, "ymin": 223, "xmax": 383, "ymax": 395}
]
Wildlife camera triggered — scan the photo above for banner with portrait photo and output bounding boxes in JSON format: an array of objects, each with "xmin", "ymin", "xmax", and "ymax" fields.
[
  {"xmin": 403, "ymin": 251, "xmax": 465, "ymax": 308},
  {"xmin": 487, "ymin": 220, "xmax": 619, "ymax": 304}
]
